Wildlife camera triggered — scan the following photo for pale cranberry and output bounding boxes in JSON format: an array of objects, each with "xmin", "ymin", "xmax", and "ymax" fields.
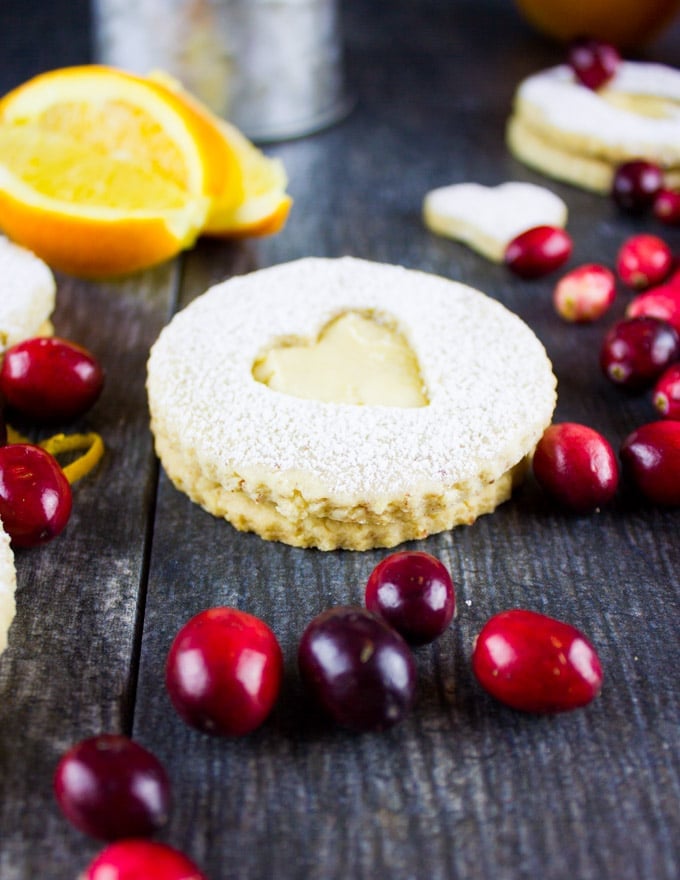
[
  {"xmin": 472, "ymin": 609, "xmax": 603, "ymax": 713},
  {"xmin": 611, "ymin": 160, "xmax": 664, "ymax": 213},
  {"xmin": 82, "ymin": 840, "xmax": 206, "ymax": 880},
  {"xmin": 0, "ymin": 443, "xmax": 72, "ymax": 547},
  {"xmin": 553, "ymin": 264, "xmax": 616, "ymax": 322},
  {"xmin": 567, "ymin": 37, "xmax": 620, "ymax": 90},
  {"xmin": 626, "ymin": 284, "xmax": 680, "ymax": 334},
  {"xmin": 600, "ymin": 316, "xmax": 680, "ymax": 390},
  {"xmin": 653, "ymin": 363, "xmax": 680, "ymax": 419},
  {"xmin": 0, "ymin": 336, "xmax": 104, "ymax": 422},
  {"xmin": 616, "ymin": 233, "xmax": 673, "ymax": 290},
  {"xmin": 653, "ymin": 188, "xmax": 680, "ymax": 225},
  {"xmin": 298, "ymin": 606, "xmax": 417, "ymax": 731},
  {"xmin": 165, "ymin": 607, "xmax": 283, "ymax": 736},
  {"xmin": 532, "ymin": 423, "xmax": 619, "ymax": 512},
  {"xmin": 620, "ymin": 420, "xmax": 680, "ymax": 505},
  {"xmin": 504, "ymin": 226, "xmax": 573, "ymax": 279},
  {"xmin": 365, "ymin": 551, "xmax": 455, "ymax": 644},
  {"xmin": 53, "ymin": 734, "xmax": 170, "ymax": 840}
]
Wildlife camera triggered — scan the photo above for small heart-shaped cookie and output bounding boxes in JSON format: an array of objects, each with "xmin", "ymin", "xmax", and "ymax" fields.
[
  {"xmin": 423, "ymin": 181, "xmax": 567, "ymax": 261},
  {"xmin": 252, "ymin": 310, "xmax": 428, "ymax": 407}
]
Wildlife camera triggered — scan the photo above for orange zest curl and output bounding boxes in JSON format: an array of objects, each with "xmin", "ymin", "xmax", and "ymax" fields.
[{"xmin": 5, "ymin": 426, "xmax": 104, "ymax": 484}]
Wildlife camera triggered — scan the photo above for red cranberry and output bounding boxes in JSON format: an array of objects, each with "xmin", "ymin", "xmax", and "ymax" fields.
[
  {"xmin": 82, "ymin": 840, "xmax": 206, "ymax": 880},
  {"xmin": 472, "ymin": 609, "xmax": 603, "ymax": 713},
  {"xmin": 553, "ymin": 263, "xmax": 616, "ymax": 322},
  {"xmin": 365, "ymin": 551, "xmax": 455, "ymax": 645},
  {"xmin": 0, "ymin": 337, "xmax": 104, "ymax": 422},
  {"xmin": 567, "ymin": 37, "xmax": 620, "ymax": 90},
  {"xmin": 626, "ymin": 283, "xmax": 680, "ymax": 334},
  {"xmin": 599, "ymin": 316, "xmax": 680, "ymax": 390},
  {"xmin": 532, "ymin": 423, "xmax": 619, "ymax": 512},
  {"xmin": 653, "ymin": 188, "xmax": 680, "ymax": 225},
  {"xmin": 611, "ymin": 160, "xmax": 664, "ymax": 213},
  {"xmin": 616, "ymin": 233, "xmax": 673, "ymax": 290},
  {"xmin": 53, "ymin": 733, "xmax": 170, "ymax": 840},
  {"xmin": 504, "ymin": 226, "xmax": 573, "ymax": 279},
  {"xmin": 0, "ymin": 443, "xmax": 72, "ymax": 547},
  {"xmin": 620, "ymin": 420, "xmax": 680, "ymax": 505},
  {"xmin": 298, "ymin": 606, "xmax": 417, "ymax": 732},
  {"xmin": 165, "ymin": 607, "xmax": 283, "ymax": 737},
  {"xmin": 0, "ymin": 401, "xmax": 6, "ymax": 447},
  {"xmin": 653, "ymin": 363, "xmax": 680, "ymax": 420}
]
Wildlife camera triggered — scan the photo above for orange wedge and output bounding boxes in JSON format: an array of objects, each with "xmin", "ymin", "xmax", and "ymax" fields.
[
  {"xmin": 0, "ymin": 65, "xmax": 242, "ymax": 277},
  {"xmin": 148, "ymin": 72, "xmax": 292, "ymax": 237}
]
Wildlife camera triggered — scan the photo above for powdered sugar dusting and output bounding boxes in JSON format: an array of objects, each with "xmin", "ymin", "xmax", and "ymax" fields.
[
  {"xmin": 0, "ymin": 236, "xmax": 56, "ymax": 352},
  {"xmin": 147, "ymin": 257, "xmax": 556, "ymax": 499}
]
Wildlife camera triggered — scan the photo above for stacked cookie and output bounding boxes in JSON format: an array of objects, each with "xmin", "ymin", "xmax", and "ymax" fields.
[
  {"xmin": 147, "ymin": 257, "xmax": 557, "ymax": 551},
  {"xmin": 507, "ymin": 61, "xmax": 680, "ymax": 193}
]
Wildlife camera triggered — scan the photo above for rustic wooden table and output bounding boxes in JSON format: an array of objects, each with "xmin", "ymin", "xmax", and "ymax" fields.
[{"xmin": 1, "ymin": 1, "xmax": 679, "ymax": 878}]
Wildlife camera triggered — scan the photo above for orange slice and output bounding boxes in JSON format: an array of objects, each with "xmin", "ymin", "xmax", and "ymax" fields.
[
  {"xmin": 148, "ymin": 72, "xmax": 292, "ymax": 237},
  {"xmin": 0, "ymin": 66, "xmax": 242, "ymax": 277}
]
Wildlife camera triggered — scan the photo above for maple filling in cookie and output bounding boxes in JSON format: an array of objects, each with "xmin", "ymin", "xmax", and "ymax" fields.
[
  {"xmin": 147, "ymin": 257, "xmax": 557, "ymax": 551},
  {"xmin": 507, "ymin": 61, "xmax": 680, "ymax": 193}
]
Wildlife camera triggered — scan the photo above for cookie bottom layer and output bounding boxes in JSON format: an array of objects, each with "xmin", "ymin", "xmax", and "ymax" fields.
[
  {"xmin": 507, "ymin": 116, "xmax": 680, "ymax": 194},
  {"xmin": 155, "ymin": 428, "xmax": 530, "ymax": 551}
]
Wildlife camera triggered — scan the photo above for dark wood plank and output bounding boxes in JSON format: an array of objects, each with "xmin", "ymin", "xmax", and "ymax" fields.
[
  {"xmin": 0, "ymin": 266, "xmax": 180, "ymax": 877},
  {"xmin": 133, "ymin": 4, "xmax": 680, "ymax": 879}
]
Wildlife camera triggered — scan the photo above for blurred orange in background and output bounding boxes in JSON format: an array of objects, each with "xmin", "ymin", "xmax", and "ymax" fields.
[{"xmin": 514, "ymin": 0, "xmax": 680, "ymax": 49}]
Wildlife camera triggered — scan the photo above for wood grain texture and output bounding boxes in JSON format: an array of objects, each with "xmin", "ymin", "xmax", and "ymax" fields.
[{"xmin": 1, "ymin": 1, "xmax": 679, "ymax": 878}]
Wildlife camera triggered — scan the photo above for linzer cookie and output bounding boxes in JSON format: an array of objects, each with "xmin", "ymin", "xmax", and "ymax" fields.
[
  {"xmin": 508, "ymin": 61, "xmax": 680, "ymax": 193},
  {"xmin": 147, "ymin": 257, "xmax": 557, "ymax": 550},
  {"xmin": 0, "ymin": 236, "xmax": 55, "ymax": 353},
  {"xmin": 0, "ymin": 520, "xmax": 16, "ymax": 655}
]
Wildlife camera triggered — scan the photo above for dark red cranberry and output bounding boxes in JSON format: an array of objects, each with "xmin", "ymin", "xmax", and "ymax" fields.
[
  {"xmin": 653, "ymin": 363, "xmax": 680, "ymax": 420},
  {"xmin": 620, "ymin": 420, "xmax": 680, "ymax": 505},
  {"xmin": 654, "ymin": 188, "xmax": 680, "ymax": 225},
  {"xmin": 611, "ymin": 160, "xmax": 664, "ymax": 213},
  {"xmin": 599, "ymin": 316, "xmax": 680, "ymax": 390},
  {"xmin": 165, "ymin": 607, "xmax": 283, "ymax": 737},
  {"xmin": 567, "ymin": 37, "xmax": 620, "ymax": 90},
  {"xmin": 626, "ymin": 284, "xmax": 680, "ymax": 335},
  {"xmin": 532, "ymin": 423, "xmax": 619, "ymax": 512},
  {"xmin": 82, "ymin": 840, "xmax": 207, "ymax": 880},
  {"xmin": 53, "ymin": 734, "xmax": 170, "ymax": 840},
  {"xmin": 504, "ymin": 226, "xmax": 573, "ymax": 279},
  {"xmin": 616, "ymin": 233, "xmax": 673, "ymax": 290},
  {"xmin": 472, "ymin": 609, "xmax": 603, "ymax": 713},
  {"xmin": 0, "ymin": 337, "xmax": 104, "ymax": 422},
  {"xmin": 298, "ymin": 606, "xmax": 417, "ymax": 732},
  {"xmin": 0, "ymin": 443, "xmax": 72, "ymax": 547},
  {"xmin": 365, "ymin": 551, "xmax": 455, "ymax": 644},
  {"xmin": 0, "ymin": 400, "xmax": 6, "ymax": 447}
]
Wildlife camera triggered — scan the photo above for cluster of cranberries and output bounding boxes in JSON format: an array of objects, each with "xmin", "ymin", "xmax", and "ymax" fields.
[
  {"xmin": 535, "ymin": 226, "xmax": 680, "ymax": 511},
  {"xmin": 0, "ymin": 336, "xmax": 104, "ymax": 547},
  {"xmin": 57, "ymin": 551, "xmax": 603, "ymax": 879}
]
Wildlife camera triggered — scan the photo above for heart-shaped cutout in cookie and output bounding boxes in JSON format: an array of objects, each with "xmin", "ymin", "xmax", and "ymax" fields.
[
  {"xmin": 423, "ymin": 181, "xmax": 567, "ymax": 262},
  {"xmin": 252, "ymin": 310, "xmax": 429, "ymax": 407}
]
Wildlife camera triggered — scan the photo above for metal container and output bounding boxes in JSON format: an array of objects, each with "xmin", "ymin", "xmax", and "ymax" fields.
[{"xmin": 92, "ymin": 0, "xmax": 351, "ymax": 142}]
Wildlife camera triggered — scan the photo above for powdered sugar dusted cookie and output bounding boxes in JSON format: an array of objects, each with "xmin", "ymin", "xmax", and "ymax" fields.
[
  {"xmin": 508, "ymin": 61, "xmax": 680, "ymax": 192},
  {"xmin": 423, "ymin": 182, "xmax": 567, "ymax": 261},
  {"xmin": 147, "ymin": 257, "xmax": 556, "ymax": 551},
  {"xmin": 0, "ymin": 519, "xmax": 16, "ymax": 655},
  {"xmin": 0, "ymin": 236, "xmax": 56, "ymax": 353}
]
